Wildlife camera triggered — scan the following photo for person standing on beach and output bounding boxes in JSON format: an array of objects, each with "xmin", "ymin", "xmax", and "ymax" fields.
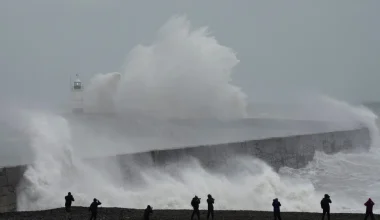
[
  {"xmin": 321, "ymin": 194, "xmax": 332, "ymax": 220},
  {"xmin": 272, "ymin": 198, "xmax": 282, "ymax": 220},
  {"xmin": 364, "ymin": 198, "xmax": 376, "ymax": 220},
  {"xmin": 191, "ymin": 195, "xmax": 201, "ymax": 220},
  {"xmin": 89, "ymin": 198, "xmax": 102, "ymax": 220},
  {"xmin": 207, "ymin": 194, "xmax": 215, "ymax": 220},
  {"xmin": 65, "ymin": 192, "xmax": 75, "ymax": 220},
  {"xmin": 143, "ymin": 205, "xmax": 153, "ymax": 220}
]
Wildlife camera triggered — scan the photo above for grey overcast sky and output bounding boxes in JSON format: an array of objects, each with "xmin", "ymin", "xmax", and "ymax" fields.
[{"xmin": 1, "ymin": 0, "xmax": 380, "ymax": 107}]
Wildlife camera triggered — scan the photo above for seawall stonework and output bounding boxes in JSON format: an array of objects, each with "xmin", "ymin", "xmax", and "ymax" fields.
[
  {"xmin": 114, "ymin": 127, "xmax": 370, "ymax": 172},
  {"xmin": 0, "ymin": 166, "xmax": 26, "ymax": 213},
  {"xmin": 0, "ymin": 128, "xmax": 371, "ymax": 212}
]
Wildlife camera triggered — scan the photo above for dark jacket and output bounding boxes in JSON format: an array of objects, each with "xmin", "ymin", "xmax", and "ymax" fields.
[
  {"xmin": 65, "ymin": 194, "xmax": 74, "ymax": 207},
  {"xmin": 89, "ymin": 200, "xmax": 102, "ymax": 213},
  {"xmin": 321, "ymin": 197, "xmax": 332, "ymax": 210},
  {"xmin": 272, "ymin": 199, "xmax": 281, "ymax": 212},
  {"xmin": 207, "ymin": 197, "xmax": 214, "ymax": 209},
  {"xmin": 365, "ymin": 199, "xmax": 375, "ymax": 213},
  {"xmin": 191, "ymin": 197, "xmax": 201, "ymax": 209},
  {"xmin": 144, "ymin": 206, "xmax": 153, "ymax": 219}
]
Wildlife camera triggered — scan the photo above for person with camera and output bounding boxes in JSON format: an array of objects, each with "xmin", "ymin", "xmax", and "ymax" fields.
[
  {"xmin": 272, "ymin": 198, "xmax": 282, "ymax": 220},
  {"xmin": 321, "ymin": 194, "xmax": 332, "ymax": 220},
  {"xmin": 89, "ymin": 198, "xmax": 102, "ymax": 220},
  {"xmin": 207, "ymin": 194, "xmax": 215, "ymax": 220},
  {"xmin": 191, "ymin": 195, "xmax": 201, "ymax": 220},
  {"xmin": 364, "ymin": 198, "xmax": 376, "ymax": 220},
  {"xmin": 64, "ymin": 192, "xmax": 75, "ymax": 220},
  {"xmin": 143, "ymin": 205, "xmax": 153, "ymax": 220}
]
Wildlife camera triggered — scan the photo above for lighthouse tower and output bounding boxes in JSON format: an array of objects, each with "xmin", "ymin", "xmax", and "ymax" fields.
[{"xmin": 71, "ymin": 74, "xmax": 84, "ymax": 113}]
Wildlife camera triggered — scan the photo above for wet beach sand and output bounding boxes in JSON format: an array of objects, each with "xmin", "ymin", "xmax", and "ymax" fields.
[{"xmin": 0, "ymin": 207, "xmax": 374, "ymax": 220}]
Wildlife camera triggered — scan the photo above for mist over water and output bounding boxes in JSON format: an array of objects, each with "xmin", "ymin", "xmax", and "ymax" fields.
[
  {"xmin": 15, "ymin": 100, "xmax": 380, "ymax": 213},
  {"xmin": 84, "ymin": 15, "xmax": 247, "ymax": 119},
  {"xmin": 2, "ymin": 15, "xmax": 379, "ymax": 213},
  {"xmin": 84, "ymin": 72, "xmax": 121, "ymax": 113}
]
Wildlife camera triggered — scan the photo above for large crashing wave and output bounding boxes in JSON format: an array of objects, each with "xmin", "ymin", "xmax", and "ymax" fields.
[
  {"xmin": 16, "ymin": 101, "xmax": 380, "ymax": 212},
  {"xmin": 14, "ymin": 15, "xmax": 380, "ymax": 213},
  {"xmin": 16, "ymin": 15, "xmax": 250, "ymax": 211},
  {"xmin": 83, "ymin": 15, "xmax": 247, "ymax": 120},
  {"xmin": 17, "ymin": 111, "xmax": 322, "ymax": 211}
]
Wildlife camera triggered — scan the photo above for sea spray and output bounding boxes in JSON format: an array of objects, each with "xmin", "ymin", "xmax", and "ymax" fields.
[
  {"xmin": 17, "ymin": 112, "xmax": 127, "ymax": 211},
  {"xmin": 17, "ymin": 112, "xmax": 75, "ymax": 210},
  {"xmin": 14, "ymin": 15, "xmax": 379, "ymax": 213},
  {"xmin": 15, "ymin": 98, "xmax": 378, "ymax": 212},
  {"xmin": 280, "ymin": 96, "xmax": 380, "ymax": 213},
  {"xmin": 17, "ymin": 112, "xmax": 321, "ymax": 211},
  {"xmin": 83, "ymin": 15, "xmax": 247, "ymax": 120},
  {"xmin": 84, "ymin": 72, "xmax": 121, "ymax": 113}
]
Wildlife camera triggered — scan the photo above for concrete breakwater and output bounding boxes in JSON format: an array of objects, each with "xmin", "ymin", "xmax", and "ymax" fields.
[
  {"xmin": 0, "ymin": 127, "xmax": 371, "ymax": 213},
  {"xmin": 0, "ymin": 166, "xmax": 26, "ymax": 213},
  {"xmin": 115, "ymin": 127, "xmax": 371, "ymax": 175}
]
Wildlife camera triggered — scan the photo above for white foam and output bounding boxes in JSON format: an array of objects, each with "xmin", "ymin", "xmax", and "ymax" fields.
[
  {"xmin": 14, "ymin": 15, "xmax": 380, "ymax": 213},
  {"xmin": 16, "ymin": 98, "xmax": 379, "ymax": 212},
  {"xmin": 17, "ymin": 113, "xmax": 321, "ymax": 211},
  {"xmin": 82, "ymin": 15, "xmax": 247, "ymax": 120}
]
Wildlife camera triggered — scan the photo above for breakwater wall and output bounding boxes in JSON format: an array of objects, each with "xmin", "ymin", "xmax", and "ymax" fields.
[
  {"xmin": 114, "ymin": 127, "xmax": 371, "ymax": 174},
  {"xmin": 0, "ymin": 127, "xmax": 371, "ymax": 213},
  {"xmin": 0, "ymin": 166, "xmax": 25, "ymax": 213}
]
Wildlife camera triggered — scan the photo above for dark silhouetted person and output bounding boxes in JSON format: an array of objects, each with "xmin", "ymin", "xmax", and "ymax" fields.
[
  {"xmin": 65, "ymin": 192, "xmax": 75, "ymax": 220},
  {"xmin": 191, "ymin": 195, "xmax": 201, "ymax": 220},
  {"xmin": 89, "ymin": 198, "xmax": 101, "ymax": 220},
  {"xmin": 364, "ymin": 198, "xmax": 376, "ymax": 220},
  {"xmin": 272, "ymin": 198, "xmax": 282, "ymax": 220},
  {"xmin": 321, "ymin": 194, "xmax": 332, "ymax": 220},
  {"xmin": 207, "ymin": 194, "xmax": 214, "ymax": 220},
  {"xmin": 143, "ymin": 205, "xmax": 153, "ymax": 220}
]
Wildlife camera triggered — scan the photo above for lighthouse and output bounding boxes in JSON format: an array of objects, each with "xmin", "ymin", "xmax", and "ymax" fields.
[{"xmin": 71, "ymin": 74, "xmax": 84, "ymax": 113}]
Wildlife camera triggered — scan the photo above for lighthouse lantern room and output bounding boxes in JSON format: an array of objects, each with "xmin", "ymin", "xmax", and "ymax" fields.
[{"xmin": 71, "ymin": 74, "xmax": 84, "ymax": 113}]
